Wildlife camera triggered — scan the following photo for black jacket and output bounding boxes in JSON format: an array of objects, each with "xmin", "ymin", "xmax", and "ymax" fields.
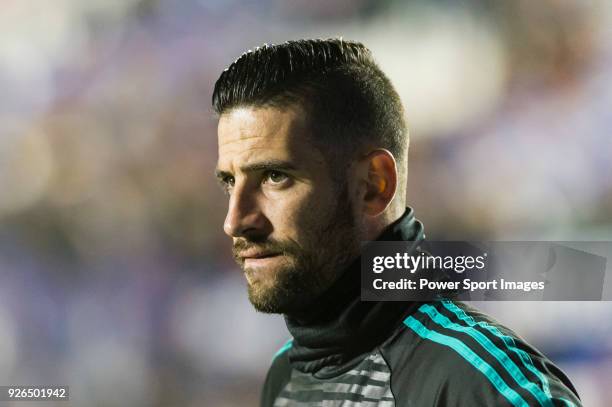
[{"xmin": 261, "ymin": 209, "xmax": 582, "ymax": 406}]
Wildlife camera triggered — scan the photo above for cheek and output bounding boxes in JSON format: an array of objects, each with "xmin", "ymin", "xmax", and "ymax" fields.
[{"xmin": 268, "ymin": 185, "xmax": 331, "ymax": 239}]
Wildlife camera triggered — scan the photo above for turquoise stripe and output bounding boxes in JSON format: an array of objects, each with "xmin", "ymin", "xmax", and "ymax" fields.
[
  {"xmin": 559, "ymin": 397, "xmax": 576, "ymax": 407},
  {"xmin": 404, "ymin": 316, "xmax": 529, "ymax": 407},
  {"xmin": 273, "ymin": 339, "xmax": 293, "ymax": 359},
  {"xmin": 419, "ymin": 303, "xmax": 552, "ymax": 407},
  {"xmin": 442, "ymin": 300, "xmax": 552, "ymax": 400}
]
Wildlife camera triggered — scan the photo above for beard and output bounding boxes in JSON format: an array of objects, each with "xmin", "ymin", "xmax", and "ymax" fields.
[{"xmin": 232, "ymin": 185, "xmax": 360, "ymax": 314}]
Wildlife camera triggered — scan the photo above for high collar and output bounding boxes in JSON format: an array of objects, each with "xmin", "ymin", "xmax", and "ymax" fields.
[{"xmin": 284, "ymin": 208, "xmax": 425, "ymax": 377}]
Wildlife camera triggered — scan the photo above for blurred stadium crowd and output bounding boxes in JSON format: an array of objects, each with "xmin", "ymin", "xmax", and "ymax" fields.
[{"xmin": 0, "ymin": 0, "xmax": 611, "ymax": 405}]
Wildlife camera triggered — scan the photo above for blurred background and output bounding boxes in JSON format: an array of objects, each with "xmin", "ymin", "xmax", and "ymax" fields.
[{"xmin": 0, "ymin": 0, "xmax": 611, "ymax": 405}]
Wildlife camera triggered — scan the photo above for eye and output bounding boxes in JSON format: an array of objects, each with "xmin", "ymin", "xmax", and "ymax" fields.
[
  {"xmin": 264, "ymin": 170, "xmax": 289, "ymax": 185},
  {"xmin": 220, "ymin": 175, "xmax": 235, "ymax": 193}
]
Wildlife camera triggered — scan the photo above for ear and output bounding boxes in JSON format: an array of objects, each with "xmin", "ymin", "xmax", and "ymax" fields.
[{"xmin": 357, "ymin": 149, "xmax": 398, "ymax": 217}]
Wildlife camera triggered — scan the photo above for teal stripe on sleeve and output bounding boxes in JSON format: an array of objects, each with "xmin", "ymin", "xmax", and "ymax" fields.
[
  {"xmin": 559, "ymin": 397, "xmax": 576, "ymax": 407},
  {"xmin": 419, "ymin": 303, "xmax": 552, "ymax": 407},
  {"xmin": 441, "ymin": 300, "xmax": 553, "ymax": 400},
  {"xmin": 404, "ymin": 315, "xmax": 529, "ymax": 407},
  {"xmin": 273, "ymin": 338, "xmax": 293, "ymax": 360}
]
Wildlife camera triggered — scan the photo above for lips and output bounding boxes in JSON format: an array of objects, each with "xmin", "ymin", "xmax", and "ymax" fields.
[{"xmin": 240, "ymin": 251, "xmax": 280, "ymax": 260}]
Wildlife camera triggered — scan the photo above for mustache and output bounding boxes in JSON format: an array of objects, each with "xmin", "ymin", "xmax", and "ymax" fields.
[{"xmin": 232, "ymin": 238, "xmax": 300, "ymax": 262}]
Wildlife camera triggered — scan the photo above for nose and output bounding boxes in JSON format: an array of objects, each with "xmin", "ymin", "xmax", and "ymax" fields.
[{"xmin": 223, "ymin": 185, "xmax": 269, "ymax": 239}]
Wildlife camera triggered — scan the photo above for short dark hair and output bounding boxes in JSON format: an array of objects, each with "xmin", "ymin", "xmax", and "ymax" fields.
[{"xmin": 212, "ymin": 38, "xmax": 408, "ymax": 187}]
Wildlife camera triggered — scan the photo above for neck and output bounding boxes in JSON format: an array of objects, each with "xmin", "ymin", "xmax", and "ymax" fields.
[
  {"xmin": 363, "ymin": 202, "xmax": 406, "ymax": 241},
  {"xmin": 283, "ymin": 207, "xmax": 424, "ymax": 376}
]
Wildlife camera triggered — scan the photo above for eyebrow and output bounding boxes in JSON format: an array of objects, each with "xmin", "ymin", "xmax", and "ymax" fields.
[{"xmin": 214, "ymin": 160, "xmax": 298, "ymax": 180}]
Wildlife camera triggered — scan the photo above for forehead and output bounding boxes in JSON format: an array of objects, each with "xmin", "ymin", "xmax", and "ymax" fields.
[{"xmin": 217, "ymin": 105, "xmax": 322, "ymax": 169}]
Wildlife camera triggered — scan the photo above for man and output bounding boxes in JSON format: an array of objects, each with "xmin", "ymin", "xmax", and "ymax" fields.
[{"xmin": 213, "ymin": 39, "xmax": 581, "ymax": 406}]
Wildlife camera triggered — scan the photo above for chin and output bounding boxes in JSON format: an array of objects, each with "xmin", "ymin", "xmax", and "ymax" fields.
[{"xmin": 246, "ymin": 278, "xmax": 303, "ymax": 314}]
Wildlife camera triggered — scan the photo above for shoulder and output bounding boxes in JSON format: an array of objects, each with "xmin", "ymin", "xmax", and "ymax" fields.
[
  {"xmin": 380, "ymin": 300, "xmax": 582, "ymax": 406},
  {"xmin": 260, "ymin": 339, "xmax": 293, "ymax": 407}
]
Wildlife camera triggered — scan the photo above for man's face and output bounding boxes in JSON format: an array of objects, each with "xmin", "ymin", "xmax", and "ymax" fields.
[{"xmin": 216, "ymin": 104, "xmax": 361, "ymax": 314}]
